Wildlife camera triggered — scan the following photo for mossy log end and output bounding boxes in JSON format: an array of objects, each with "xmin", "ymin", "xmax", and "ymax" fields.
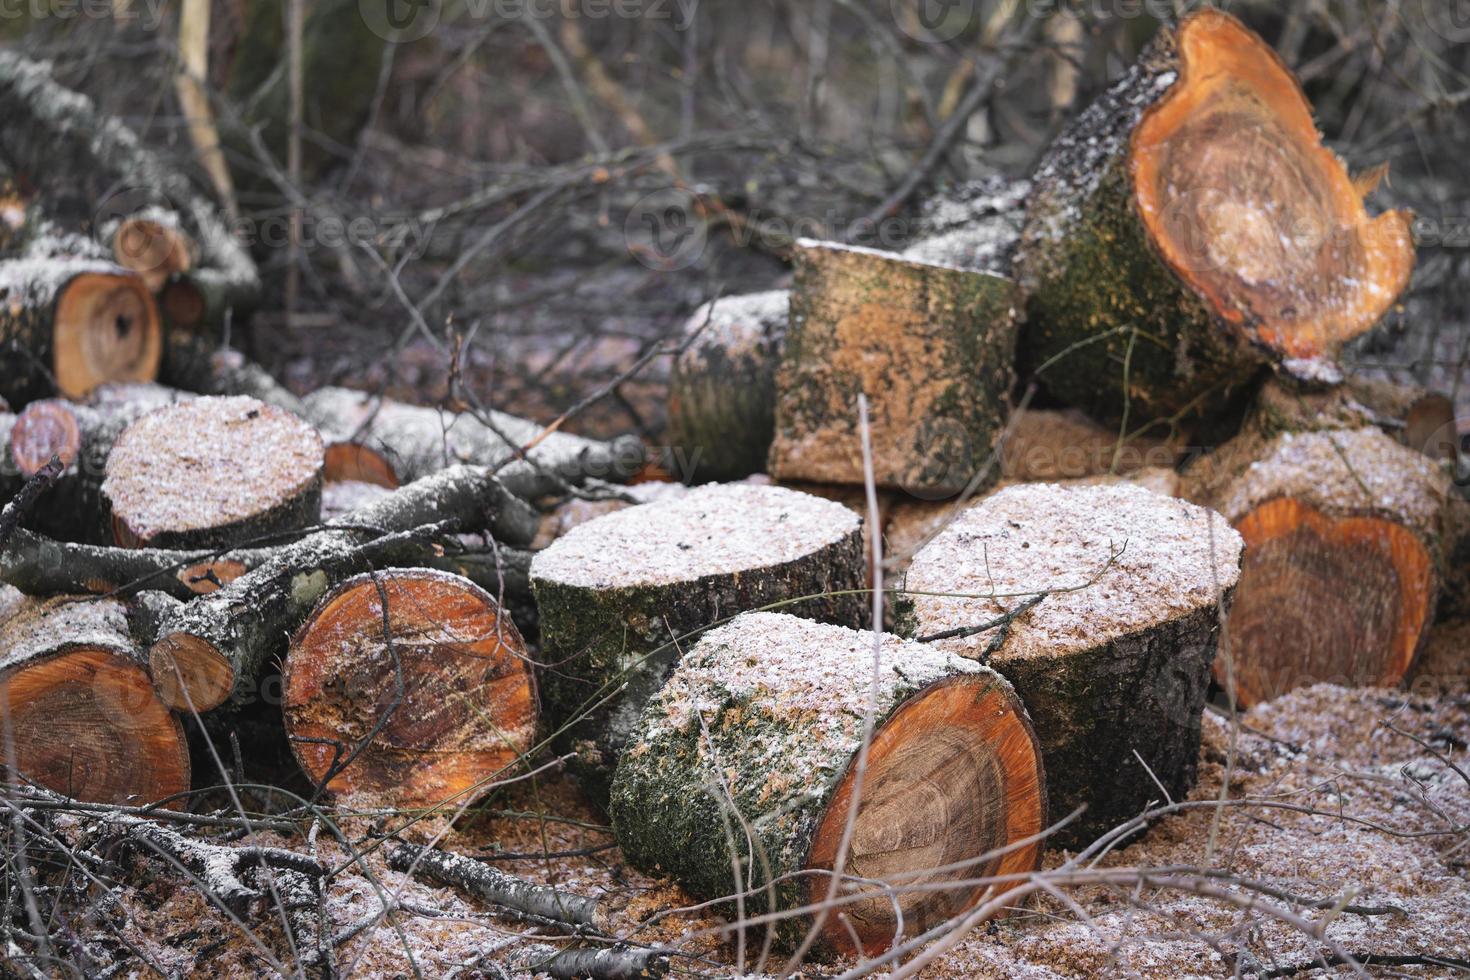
[
  {"xmin": 147, "ymin": 465, "xmax": 538, "ymax": 712},
  {"xmin": 903, "ymin": 483, "xmax": 1242, "ymax": 846},
  {"xmin": 1181, "ymin": 427, "xmax": 1452, "ymax": 708},
  {"xmin": 610, "ymin": 612, "xmax": 1045, "ymax": 957},
  {"xmin": 666, "ymin": 290, "xmax": 789, "ymax": 483},
  {"xmin": 0, "ymin": 258, "xmax": 162, "ymax": 405},
  {"xmin": 1015, "ymin": 9, "xmax": 1414, "ymax": 424},
  {"xmin": 770, "ymin": 240, "xmax": 1018, "ymax": 496},
  {"xmin": 0, "ymin": 586, "xmax": 188, "ymax": 805},
  {"xmin": 531, "ymin": 483, "xmax": 868, "ymax": 807},
  {"xmin": 302, "ymin": 386, "xmax": 643, "ymax": 497},
  {"xmin": 283, "ymin": 569, "xmax": 536, "ymax": 810},
  {"xmin": 102, "ymin": 396, "xmax": 324, "ymax": 550}
]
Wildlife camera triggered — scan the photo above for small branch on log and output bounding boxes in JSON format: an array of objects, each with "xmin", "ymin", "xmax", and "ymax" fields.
[
  {"xmin": 0, "ymin": 455, "xmax": 62, "ymax": 552},
  {"xmin": 490, "ymin": 943, "xmax": 670, "ymax": 980},
  {"xmin": 387, "ymin": 843, "xmax": 605, "ymax": 934}
]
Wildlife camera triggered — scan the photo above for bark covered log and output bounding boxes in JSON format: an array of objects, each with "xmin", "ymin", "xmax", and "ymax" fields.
[
  {"xmin": 530, "ymin": 483, "xmax": 867, "ymax": 807},
  {"xmin": 1015, "ymin": 9, "xmax": 1415, "ymax": 423},
  {"xmin": 610, "ymin": 612, "xmax": 1045, "ymax": 957},
  {"xmin": 147, "ymin": 465, "xmax": 537, "ymax": 711},
  {"xmin": 903, "ymin": 176, "xmax": 1030, "ymax": 276},
  {"xmin": 0, "ymin": 586, "xmax": 188, "ymax": 805},
  {"xmin": 666, "ymin": 290, "xmax": 788, "ymax": 483},
  {"xmin": 302, "ymin": 386, "xmax": 642, "ymax": 497},
  {"xmin": 769, "ymin": 240, "xmax": 1018, "ymax": 495},
  {"xmin": 283, "ymin": 569, "xmax": 536, "ymax": 809},
  {"xmin": 1247, "ymin": 375, "xmax": 1459, "ymax": 463},
  {"xmin": 902, "ymin": 482, "xmax": 1242, "ymax": 847},
  {"xmin": 387, "ymin": 842, "xmax": 605, "ymax": 932},
  {"xmin": 160, "ymin": 343, "xmax": 308, "ymax": 417},
  {"xmin": 1181, "ymin": 426, "xmax": 1453, "ymax": 708},
  {"xmin": 102, "ymin": 395, "xmax": 324, "ymax": 549}
]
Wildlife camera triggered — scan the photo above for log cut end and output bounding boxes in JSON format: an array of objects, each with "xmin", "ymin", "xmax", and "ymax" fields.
[
  {"xmin": 10, "ymin": 398, "xmax": 80, "ymax": 476},
  {"xmin": 103, "ymin": 395, "xmax": 324, "ymax": 549},
  {"xmin": 112, "ymin": 214, "xmax": 194, "ymax": 294},
  {"xmin": 52, "ymin": 269, "xmax": 162, "ymax": 398},
  {"xmin": 321, "ymin": 443, "xmax": 401, "ymax": 489},
  {"xmin": 283, "ymin": 569, "xmax": 536, "ymax": 809},
  {"xmin": 0, "ymin": 592, "xmax": 188, "ymax": 804},
  {"xmin": 805, "ymin": 674, "xmax": 1045, "ymax": 955},
  {"xmin": 149, "ymin": 631, "xmax": 234, "ymax": 711},
  {"xmin": 1131, "ymin": 9, "xmax": 1413, "ymax": 370}
]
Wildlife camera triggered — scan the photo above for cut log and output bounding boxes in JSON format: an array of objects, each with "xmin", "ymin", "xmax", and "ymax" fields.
[
  {"xmin": 769, "ymin": 240, "xmax": 1018, "ymax": 495},
  {"xmin": 609, "ymin": 612, "xmax": 1045, "ymax": 956},
  {"xmin": 1180, "ymin": 427, "xmax": 1452, "ymax": 708},
  {"xmin": 102, "ymin": 395, "xmax": 324, "ymax": 550},
  {"xmin": 904, "ymin": 176, "xmax": 1031, "ymax": 275},
  {"xmin": 1001, "ymin": 408, "xmax": 1186, "ymax": 482},
  {"xmin": 147, "ymin": 465, "xmax": 537, "ymax": 711},
  {"xmin": 160, "ymin": 345, "xmax": 308, "ymax": 417},
  {"xmin": 0, "ymin": 586, "xmax": 188, "ymax": 805},
  {"xmin": 107, "ymin": 208, "xmax": 195, "ymax": 294},
  {"xmin": 902, "ymin": 483, "xmax": 1242, "ymax": 846},
  {"xmin": 283, "ymin": 569, "xmax": 535, "ymax": 809},
  {"xmin": 531, "ymin": 483, "xmax": 867, "ymax": 806},
  {"xmin": 1248, "ymin": 375, "xmax": 1459, "ymax": 464},
  {"xmin": 302, "ymin": 386, "xmax": 642, "ymax": 496},
  {"xmin": 666, "ymin": 290, "xmax": 788, "ymax": 483},
  {"xmin": 0, "ymin": 258, "xmax": 162, "ymax": 404},
  {"xmin": 1015, "ymin": 8, "xmax": 1415, "ymax": 423}
]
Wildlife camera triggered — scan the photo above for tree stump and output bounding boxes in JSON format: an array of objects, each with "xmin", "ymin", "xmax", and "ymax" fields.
[
  {"xmin": 666, "ymin": 290, "xmax": 789, "ymax": 483},
  {"xmin": 147, "ymin": 464, "xmax": 537, "ymax": 712},
  {"xmin": 0, "ymin": 258, "xmax": 162, "ymax": 405},
  {"xmin": 1181, "ymin": 427, "xmax": 1453, "ymax": 708},
  {"xmin": 303, "ymin": 386, "xmax": 641, "ymax": 495},
  {"xmin": 531, "ymin": 483, "xmax": 867, "ymax": 806},
  {"xmin": 1015, "ymin": 8, "xmax": 1415, "ymax": 423},
  {"xmin": 102, "ymin": 395, "xmax": 324, "ymax": 550},
  {"xmin": 610, "ymin": 611, "xmax": 1045, "ymax": 956},
  {"xmin": 769, "ymin": 240, "xmax": 1018, "ymax": 496},
  {"xmin": 903, "ymin": 483, "xmax": 1242, "ymax": 846},
  {"xmin": 283, "ymin": 569, "xmax": 536, "ymax": 810},
  {"xmin": 0, "ymin": 587, "xmax": 188, "ymax": 805}
]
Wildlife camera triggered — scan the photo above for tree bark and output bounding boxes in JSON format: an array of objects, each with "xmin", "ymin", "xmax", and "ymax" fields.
[
  {"xmin": 610, "ymin": 611, "xmax": 1045, "ymax": 957},
  {"xmin": 1014, "ymin": 8, "xmax": 1415, "ymax": 424},
  {"xmin": 902, "ymin": 482, "xmax": 1243, "ymax": 847},
  {"xmin": 666, "ymin": 290, "xmax": 788, "ymax": 483},
  {"xmin": 387, "ymin": 842, "xmax": 605, "ymax": 932},
  {"xmin": 1181, "ymin": 426, "xmax": 1452, "ymax": 708},
  {"xmin": 283, "ymin": 569, "xmax": 536, "ymax": 810},
  {"xmin": 147, "ymin": 465, "xmax": 538, "ymax": 712},
  {"xmin": 102, "ymin": 395, "xmax": 324, "ymax": 550},
  {"xmin": 0, "ymin": 587, "xmax": 188, "ymax": 805},
  {"xmin": 769, "ymin": 239, "xmax": 1018, "ymax": 496},
  {"xmin": 531, "ymin": 483, "xmax": 868, "ymax": 807}
]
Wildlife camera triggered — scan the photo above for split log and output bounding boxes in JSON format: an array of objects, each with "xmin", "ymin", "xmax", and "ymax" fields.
[
  {"xmin": 609, "ymin": 612, "xmax": 1045, "ymax": 956},
  {"xmin": 302, "ymin": 386, "xmax": 642, "ymax": 496},
  {"xmin": 666, "ymin": 290, "xmax": 788, "ymax": 483},
  {"xmin": 531, "ymin": 483, "xmax": 867, "ymax": 806},
  {"xmin": 147, "ymin": 465, "xmax": 537, "ymax": 712},
  {"xmin": 769, "ymin": 240, "xmax": 1018, "ymax": 495},
  {"xmin": 902, "ymin": 483, "xmax": 1243, "ymax": 846},
  {"xmin": 0, "ymin": 586, "xmax": 188, "ymax": 805},
  {"xmin": 1180, "ymin": 427, "xmax": 1452, "ymax": 708},
  {"xmin": 283, "ymin": 569, "xmax": 536, "ymax": 809},
  {"xmin": 106, "ymin": 207, "xmax": 195, "ymax": 294},
  {"xmin": 102, "ymin": 395, "xmax": 324, "ymax": 549},
  {"xmin": 0, "ymin": 258, "xmax": 162, "ymax": 404},
  {"xmin": 0, "ymin": 53, "xmax": 260, "ymax": 334},
  {"xmin": 1015, "ymin": 8, "xmax": 1415, "ymax": 423}
]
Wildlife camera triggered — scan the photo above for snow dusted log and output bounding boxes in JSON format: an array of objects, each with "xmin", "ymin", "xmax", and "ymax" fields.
[
  {"xmin": 107, "ymin": 208, "xmax": 195, "ymax": 294},
  {"xmin": 148, "ymin": 465, "xmax": 537, "ymax": 711},
  {"xmin": 0, "ymin": 258, "xmax": 162, "ymax": 405},
  {"xmin": 492, "ymin": 944, "xmax": 669, "ymax": 980},
  {"xmin": 1015, "ymin": 9, "xmax": 1415, "ymax": 423},
  {"xmin": 0, "ymin": 411, "xmax": 18, "ymax": 501},
  {"xmin": 610, "ymin": 612, "xmax": 1045, "ymax": 956},
  {"xmin": 1001, "ymin": 408, "xmax": 1186, "ymax": 482},
  {"xmin": 769, "ymin": 240, "xmax": 1018, "ymax": 495},
  {"xmin": 1248, "ymin": 375, "xmax": 1459, "ymax": 463},
  {"xmin": 387, "ymin": 842, "xmax": 605, "ymax": 931},
  {"xmin": 160, "ymin": 345, "xmax": 308, "ymax": 417},
  {"xmin": 904, "ymin": 176, "xmax": 1030, "ymax": 275},
  {"xmin": 1181, "ymin": 427, "xmax": 1452, "ymax": 708},
  {"xmin": 0, "ymin": 54, "xmax": 260, "ymax": 334},
  {"xmin": 302, "ymin": 386, "xmax": 643, "ymax": 497},
  {"xmin": 531, "ymin": 483, "xmax": 867, "ymax": 806},
  {"xmin": 283, "ymin": 569, "xmax": 536, "ymax": 809},
  {"xmin": 0, "ymin": 587, "xmax": 188, "ymax": 805},
  {"xmin": 666, "ymin": 290, "xmax": 788, "ymax": 482},
  {"xmin": 903, "ymin": 483, "xmax": 1242, "ymax": 846},
  {"xmin": 102, "ymin": 395, "xmax": 324, "ymax": 550}
]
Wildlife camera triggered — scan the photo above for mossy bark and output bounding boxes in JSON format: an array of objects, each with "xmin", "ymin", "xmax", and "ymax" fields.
[
  {"xmin": 533, "ymin": 536, "xmax": 866, "ymax": 808},
  {"xmin": 770, "ymin": 241, "xmax": 1018, "ymax": 496}
]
